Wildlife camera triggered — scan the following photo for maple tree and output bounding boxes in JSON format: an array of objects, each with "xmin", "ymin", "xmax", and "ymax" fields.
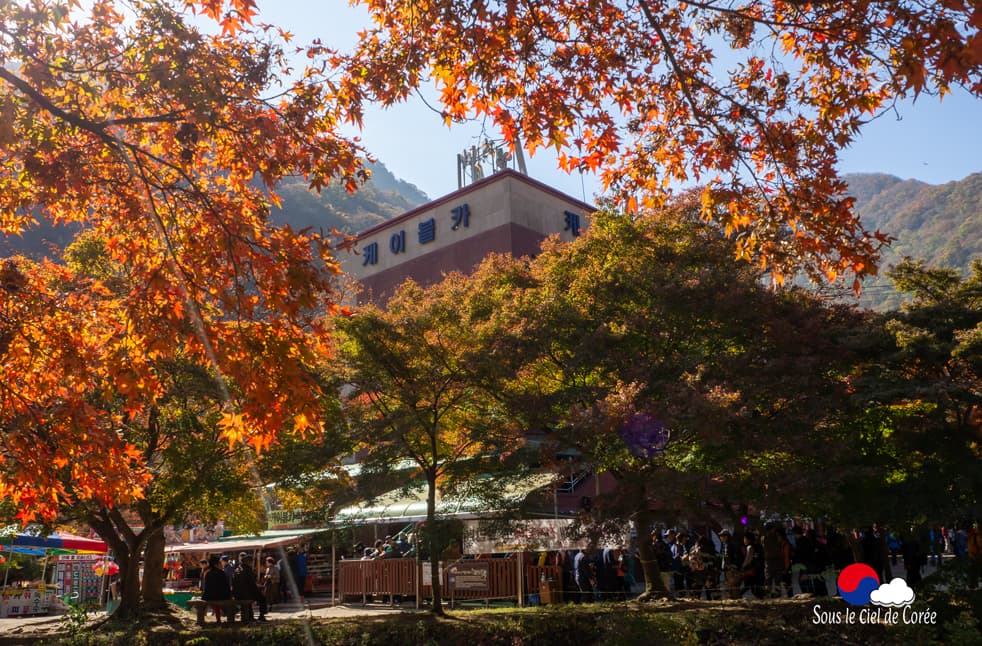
[
  {"xmin": 3, "ymin": 232, "xmax": 322, "ymax": 616},
  {"xmin": 0, "ymin": 256, "xmax": 148, "ymax": 519},
  {"xmin": 0, "ymin": 0, "xmax": 362, "ymax": 523},
  {"xmin": 495, "ymin": 203, "xmax": 861, "ymax": 598},
  {"xmin": 833, "ymin": 258, "xmax": 982, "ymax": 526},
  {"xmin": 342, "ymin": 0, "xmax": 982, "ymax": 286},
  {"xmin": 335, "ymin": 267, "xmax": 529, "ymax": 615}
]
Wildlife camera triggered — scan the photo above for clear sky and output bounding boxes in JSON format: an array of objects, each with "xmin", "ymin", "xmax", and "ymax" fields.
[{"xmin": 257, "ymin": 0, "xmax": 982, "ymax": 202}]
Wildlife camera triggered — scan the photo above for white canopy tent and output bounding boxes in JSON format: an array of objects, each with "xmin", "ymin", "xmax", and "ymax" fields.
[
  {"xmin": 331, "ymin": 472, "xmax": 559, "ymax": 526},
  {"xmin": 163, "ymin": 528, "xmax": 327, "ymax": 555}
]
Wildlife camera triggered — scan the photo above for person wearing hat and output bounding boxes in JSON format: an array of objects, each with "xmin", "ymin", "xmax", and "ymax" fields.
[
  {"xmin": 231, "ymin": 552, "xmax": 267, "ymax": 622},
  {"xmin": 201, "ymin": 554, "xmax": 232, "ymax": 624}
]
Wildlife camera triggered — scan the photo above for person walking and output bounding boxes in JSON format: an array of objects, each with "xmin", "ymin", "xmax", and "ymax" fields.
[
  {"xmin": 718, "ymin": 530, "xmax": 742, "ymax": 599},
  {"xmin": 741, "ymin": 531, "xmax": 764, "ymax": 599},
  {"xmin": 762, "ymin": 524, "xmax": 787, "ymax": 598}
]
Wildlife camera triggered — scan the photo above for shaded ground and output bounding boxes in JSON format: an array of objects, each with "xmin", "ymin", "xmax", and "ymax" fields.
[
  {"xmin": 2, "ymin": 561, "xmax": 978, "ymax": 645},
  {"xmin": 1, "ymin": 590, "xmax": 979, "ymax": 646}
]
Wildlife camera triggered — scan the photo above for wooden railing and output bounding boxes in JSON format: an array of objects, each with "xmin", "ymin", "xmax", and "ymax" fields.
[{"xmin": 336, "ymin": 558, "xmax": 563, "ymax": 604}]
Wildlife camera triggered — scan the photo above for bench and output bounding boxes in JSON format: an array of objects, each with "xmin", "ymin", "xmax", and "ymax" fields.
[{"xmin": 187, "ymin": 598, "xmax": 254, "ymax": 625}]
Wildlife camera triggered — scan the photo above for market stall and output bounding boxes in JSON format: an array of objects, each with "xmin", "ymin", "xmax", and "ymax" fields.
[
  {"xmin": 0, "ymin": 531, "xmax": 109, "ymax": 617},
  {"xmin": 163, "ymin": 529, "xmax": 326, "ymax": 605}
]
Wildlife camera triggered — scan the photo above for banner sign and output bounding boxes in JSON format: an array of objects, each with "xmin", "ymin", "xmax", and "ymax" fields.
[
  {"xmin": 267, "ymin": 509, "xmax": 321, "ymax": 531},
  {"xmin": 421, "ymin": 563, "xmax": 443, "ymax": 587},
  {"xmin": 463, "ymin": 519, "xmax": 589, "ymax": 553},
  {"xmin": 448, "ymin": 561, "xmax": 489, "ymax": 591}
]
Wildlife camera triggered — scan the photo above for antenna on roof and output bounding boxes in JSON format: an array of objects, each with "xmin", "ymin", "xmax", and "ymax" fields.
[{"xmin": 456, "ymin": 137, "xmax": 527, "ymax": 188}]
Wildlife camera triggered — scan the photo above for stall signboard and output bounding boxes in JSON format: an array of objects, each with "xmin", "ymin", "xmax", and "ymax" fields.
[
  {"xmin": 463, "ymin": 519, "xmax": 591, "ymax": 553},
  {"xmin": 0, "ymin": 586, "xmax": 55, "ymax": 618},
  {"xmin": 448, "ymin": 561, "xmax": 489, "ymax": 591},
  {"xmin": 164, "ymin": 522, "xmax": 224, "ymax": 544},
  {"xmin": 56, "ymin": 554, "xmax": 103, "ymax": 605},
  {"xmin": 267, "ymin": 509, "xmax": 322, "ymax": 531}
]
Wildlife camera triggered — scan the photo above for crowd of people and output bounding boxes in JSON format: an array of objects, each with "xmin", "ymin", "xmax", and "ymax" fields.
[
  {"xmin": 196, "ymin": 547, "xmax": 308, "ymax": 625},
  {"xmin": 561, "ymin": 521, "xmax": 982, "ymax": 602},
  {"xmin": 356, "ymin": 532, "xmax": 414, "ymax": 560},
  {"xmin": 187, "ymin": 520, "xmax": 982, "ymax": 618}
]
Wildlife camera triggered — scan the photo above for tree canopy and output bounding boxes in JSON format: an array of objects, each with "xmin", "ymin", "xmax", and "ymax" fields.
[
  {"xmin": 335, "ymin": 267, "xmax": 528, "ymax": 614},
  {"xmin": 482, "ymin": 203, "xmax": 863, "ymax": 594},
  {"xmin": 343, "ymin": 0, "xmax": 982, "ymax": 285},
  {"xmin": 0, "ymin": 0, "xmax": 361, "ymax": 524},
  {"xmin": 835, "ymin": 258, "xmax": 982, "ymax": 525}
]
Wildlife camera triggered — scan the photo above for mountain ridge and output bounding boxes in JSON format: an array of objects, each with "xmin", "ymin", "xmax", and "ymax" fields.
[
  {"xmin": 845, "ymin": 171, "xmax": 982, "ymax": 309},
  {"xmin": 3, "ymin": 164, "xmax": 979, "ymax": 314},
  {"xmin": 0, "ymin": 161, "xmax": 429, "ymax": 260}
]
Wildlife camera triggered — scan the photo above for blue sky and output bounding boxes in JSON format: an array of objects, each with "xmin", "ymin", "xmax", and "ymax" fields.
[{"xmin": 257, "ymin": 0, "xmax": 982, "ymax": 202}]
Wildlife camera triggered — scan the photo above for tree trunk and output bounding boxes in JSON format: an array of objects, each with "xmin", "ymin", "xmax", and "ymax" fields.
[
  {"xmin": 141, "ymin": 526, "xmax": 166, "ymax": 607},
  {"xmin": 426, "ymin": 474, "xmax": 444, "ymax": 615},
  {"xmin": 87, "ymin": 509, "xmax": 150, "ymax": 618},
  {"xmin": 633, "ymin": 507, "xmax": 669, "ymax": 601},
  {"xmin": 114, "ymin": 546, "xmax": 142, "ymax": 618}
]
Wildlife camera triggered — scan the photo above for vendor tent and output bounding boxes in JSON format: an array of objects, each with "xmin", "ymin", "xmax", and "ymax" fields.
[
  {"xmin": 2, "ymin": 532, "xmax": 107, "ymax": 553},
  {"xmin": 0, "ymin": 531, "xmax": 109, "ymax": 616},
  {"xmin": 332, "ymin": 472, "xmax": 558, "ymax": 525},
  {"xmin": 164, "ymin": 528, "xmax": 326, "ymax": 555}
]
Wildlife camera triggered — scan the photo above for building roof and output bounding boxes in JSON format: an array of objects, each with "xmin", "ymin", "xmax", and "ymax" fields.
[{"xmin": 354, "ymin": 169, "xmax": 595, "ymax": 240}]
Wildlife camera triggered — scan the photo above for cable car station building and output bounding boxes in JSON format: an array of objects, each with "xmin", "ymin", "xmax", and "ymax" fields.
[
  {"xmin": 340, "ymin": 167, "xmax": 607, "ymax": 519},
  {"xmin": 163, "ymin": 169, "xmax": 609, "ymax": 606},
  {"xmin": 342, "ymin": 169, "xmax": 593, "ymax": 301}
]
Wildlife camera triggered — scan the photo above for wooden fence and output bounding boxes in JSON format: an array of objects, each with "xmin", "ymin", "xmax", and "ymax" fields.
[{"xmin": 336, "ymin": 558, "xmax": 563, "ymax": 604}]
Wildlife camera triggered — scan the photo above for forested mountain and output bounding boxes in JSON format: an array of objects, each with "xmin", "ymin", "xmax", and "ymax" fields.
[
  {"xmin": 269, "ymin": 161, "xmax": 428, "ymax": 234},
  {"xmin": 846, "ymin": 172, "xmax": 982, "ymax": 310},
  {"xmin": 4, "ymin": 162, "xmax": 979, "ymax": 314},
  {"xmin": 0, "ymin": 162, "xmax": 428, "ymax": 259}
]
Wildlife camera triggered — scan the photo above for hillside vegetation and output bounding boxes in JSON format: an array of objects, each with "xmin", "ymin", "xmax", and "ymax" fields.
[
  {"xmin": 3, "ymin": 164, "xmax": 979, "ymax": 313},
  {"xmin": 0, "ymin": 162, "xmax": 428, "ymax": 259},
  {"xmin": 847, "ymin": 172, "xmax": 982, "ymax": 310}
]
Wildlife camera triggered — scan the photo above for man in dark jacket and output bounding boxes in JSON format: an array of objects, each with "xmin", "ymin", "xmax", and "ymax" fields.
[
  {"xmin": 201, "ymin": 554, "xmax": 232, "ymax": 624},
  {"xmin": 573, "ymin": 548, "xmax": 594, "ymax": 603},
  {"xmin": 232, "ymin": 552, "xmax": 267, "ymax": 622}
]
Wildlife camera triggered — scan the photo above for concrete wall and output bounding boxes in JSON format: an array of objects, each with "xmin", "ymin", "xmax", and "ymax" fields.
[{"xmin": 341, "ymin": 170, "xmax": 592, "ymax": 301}]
